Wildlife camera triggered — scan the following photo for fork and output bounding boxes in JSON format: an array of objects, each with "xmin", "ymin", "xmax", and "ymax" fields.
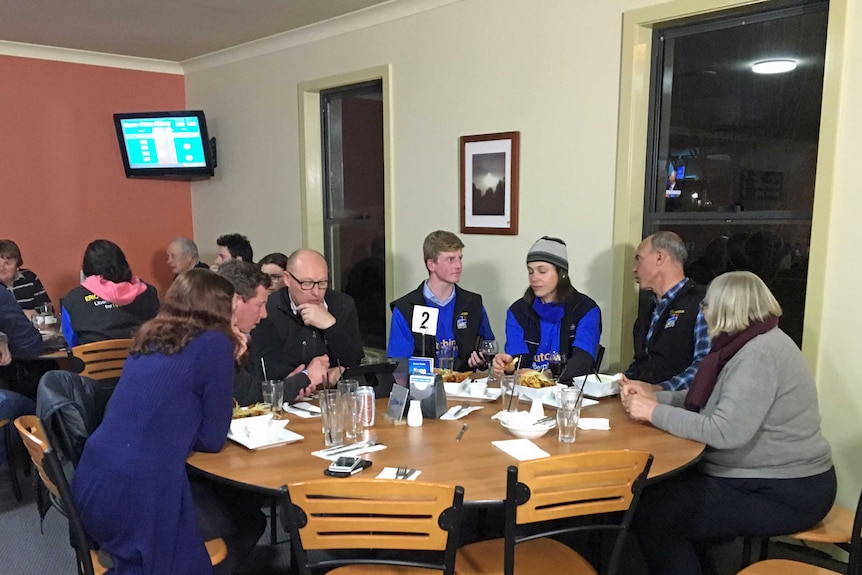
[{"xmin": 395, "ymin": 466, "xmax": 407, "ymax": 480}]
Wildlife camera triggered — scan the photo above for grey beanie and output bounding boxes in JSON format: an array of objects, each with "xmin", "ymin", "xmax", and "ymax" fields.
[{"xmin": 526, "ymin": 236, "xmax": 568, "ymax": 271}]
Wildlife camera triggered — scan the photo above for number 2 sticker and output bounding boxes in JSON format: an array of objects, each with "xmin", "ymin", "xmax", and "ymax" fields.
[{"xmin": 411, "ymin": 305, "xmax": 439, "ymax": 336}]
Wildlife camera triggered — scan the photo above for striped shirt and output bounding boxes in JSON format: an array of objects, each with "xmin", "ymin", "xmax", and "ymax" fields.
[{"xmin": 5, "ymin": 269, "xmax": 50, "ymax": 310}]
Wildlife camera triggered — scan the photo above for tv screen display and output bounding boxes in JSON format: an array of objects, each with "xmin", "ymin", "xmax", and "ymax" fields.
[{"xmin": 114, "ymin": 110, "xmax": 215, "ymax": 179}]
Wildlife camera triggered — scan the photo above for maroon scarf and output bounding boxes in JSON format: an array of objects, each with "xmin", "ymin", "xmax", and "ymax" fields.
[{"xmin": 684, "ymin": 316, "xmax": 779, "ymax": 412}]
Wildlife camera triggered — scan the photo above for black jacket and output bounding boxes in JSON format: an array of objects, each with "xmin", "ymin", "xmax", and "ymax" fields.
[
  {"xmin": 250, "ymin": 289, "xmax": 364, "ymax": 381},
  {"xmin": 508, "ymin": 291, "xmax": 600, "ymax": 382},
  {"xmin": 627, "ymin": 279, "xmax": 705, "ymax": 385},
  {"xmin": 390, "ymin": 283, "xmax": 484, "ymax": 372},
  {"xmin": 62, "ymin": 283, "xmax": 159, "ymax": 346}
]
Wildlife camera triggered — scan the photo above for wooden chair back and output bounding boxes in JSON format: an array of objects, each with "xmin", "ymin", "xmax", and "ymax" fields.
[
  {"xmin": 505, "ymin": 450, "xmax": 653, "ymax": 575},
  {"xmin": 281, "ymin": 479, "xmax": 464, "ymax": 575},
  {"xmin": 71, "ymin": 339, "xmax": 133, "ymax": 381},
  {"xmin": 15, "ymin": 415, "xmax": 101, "ymax": 575}
]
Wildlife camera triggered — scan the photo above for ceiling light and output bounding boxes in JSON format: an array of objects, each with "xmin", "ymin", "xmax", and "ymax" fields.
[{"xmin": 751, "ymin": 59, "xmax": 797, "ymax": 74}]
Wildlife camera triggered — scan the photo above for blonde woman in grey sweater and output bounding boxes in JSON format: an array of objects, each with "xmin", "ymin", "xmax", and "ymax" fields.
[{"xmin": 621, "ymin": 271, "xmax": 835, "ymax": 575}]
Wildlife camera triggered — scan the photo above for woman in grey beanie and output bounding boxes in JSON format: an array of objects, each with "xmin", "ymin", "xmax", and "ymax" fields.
[{"xmin": 492, "ymin": 236, "xmax": 602, "ymax": 383}]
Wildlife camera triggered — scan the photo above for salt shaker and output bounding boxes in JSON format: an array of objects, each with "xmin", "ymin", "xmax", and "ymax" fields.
[{"xmin": 407, "ymin": 400, "xmax": 423, "ymax": 427}]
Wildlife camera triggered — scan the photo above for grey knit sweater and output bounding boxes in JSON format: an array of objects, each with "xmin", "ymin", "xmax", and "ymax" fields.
[{"xmin": 653, "ymin": 328, "xmax": 832, "ymax": 479}]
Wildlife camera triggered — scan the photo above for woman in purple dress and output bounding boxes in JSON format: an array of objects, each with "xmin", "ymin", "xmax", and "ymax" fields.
[{"xmin": 72, "ymin": 269, "xmax": 242, "ymax": 575}]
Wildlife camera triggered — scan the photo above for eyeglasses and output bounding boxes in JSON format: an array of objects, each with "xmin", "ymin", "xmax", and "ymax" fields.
[
  {"xmin": 288, "ymin": 271, "xmax": 328, "ymax": 291},
  {"xmin": 267, "ymin": 273, "xmax": 284, "ymax": 282}
]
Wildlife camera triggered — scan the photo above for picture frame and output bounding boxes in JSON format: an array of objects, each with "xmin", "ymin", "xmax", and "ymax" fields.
[{"xmin": 460, "ymin": 131, "xmax": 520, "ymax": 235}]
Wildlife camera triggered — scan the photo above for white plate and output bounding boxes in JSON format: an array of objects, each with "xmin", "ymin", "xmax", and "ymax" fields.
[
  {"xmin": 519, "ymin": 393, "xmax": 598, "ymax": 410},
  {"xmin": 228, "ymin": 415, "xmax": 304, "ymax": 450},
  {"xmin": 444, "ymin": 381, "xmax": 502, "ymax": 402}
]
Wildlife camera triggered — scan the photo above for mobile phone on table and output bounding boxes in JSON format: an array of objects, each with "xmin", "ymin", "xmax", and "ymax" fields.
[{"xmin": 327, "ymin": 456, "xmax": 365, "ymax": 475}]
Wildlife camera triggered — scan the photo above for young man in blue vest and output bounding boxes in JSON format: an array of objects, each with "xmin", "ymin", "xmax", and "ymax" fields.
[{"xmin": 388, "ymin": 230, "xmax": 494, "ymax": 371}]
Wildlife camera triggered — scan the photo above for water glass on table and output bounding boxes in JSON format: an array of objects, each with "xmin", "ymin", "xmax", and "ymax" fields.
[
  {"xmin": 500, "ymin": 374, "xmax": 518, "ymax": 412},
  {"xmin": 337, "ymin": 378, "xmax": 362, "ymax": 441},
  {"xmin": 261, "ymin": 380, "xmax": 284, "ymax": 415},
  {"xmin": 556, "ymin": 387, "xmax": 583, "ymax": 443},
  {"xmin": 320, "ymin": 389, "xmax": 343, "ymax": 446},
  {"xmin": 437, "ymin": 341, "xmax": 455, "ymax": 372}
]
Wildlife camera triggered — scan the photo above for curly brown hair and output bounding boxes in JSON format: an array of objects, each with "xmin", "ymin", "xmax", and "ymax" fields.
[{"xmin": 132, "ymin": 269, "xmax": 240, "ymax": 356}]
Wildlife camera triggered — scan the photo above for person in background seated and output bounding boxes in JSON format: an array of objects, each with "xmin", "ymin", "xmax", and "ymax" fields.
[
  {"xmin": 258, "ymin": 252, "xmax": 288, "ymax": 294},
  {"xmin": 166, "ymin": 236, "xmax": 209, "ymax": 275},
  {"xmin": 0, "ymin": 289, "xmax": 44, "ymax": 462},
  {"xmin": 492, "ymin": 237, "xmax": 601, "ymax": 383},
  {"xmin": 0, "ymin": 239, "xmax": 51, "ymax": 318},
  {"xmin": 622, "ymin": 271, "xmax": 835, "ymax": 575},
  {"xmin": 217, "ymin": 260, "xmax": 328, "ymax": 404},
  {"xmin": 388, "ymin": 231, "xmax": 493, "ymax": 371},
  {"xmin": 252, "ymin": 249, "xmax": 363, "ymax": 383},
  {"xmin": 622, "ymin": 231, "xmax": 710, "ymax": 391},
  {"xmin": 61, "ymin": 239, "xmax": 160, "ymax": 347},
  {"xmin": 215, "ymin": 233, "xmax": 253, "ymax": 266},
  {"xmin": 72, "ymin": 270, "xmax": 247, "ymax": 575}
]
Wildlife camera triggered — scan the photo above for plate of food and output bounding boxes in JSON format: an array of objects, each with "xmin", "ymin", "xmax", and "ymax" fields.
[
  {"xmin": 433, "ymin": 368, "xmax": 474, "ymax": 383},
  {"xmin": 232, "ymin": 401, "xmax": 269, "ymax": 419},
  {"xmin": 228, "ymin": 414, "xmax": 304, "ymax": 450},
  {"xmin": 514, "ymin": 369, "xmax": 563, "ymax": 402}
]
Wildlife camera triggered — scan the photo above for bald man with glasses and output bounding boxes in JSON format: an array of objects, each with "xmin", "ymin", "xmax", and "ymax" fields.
[{"xmin": 250, "ymin": 249, "xmax": 364, "ymax": 382}]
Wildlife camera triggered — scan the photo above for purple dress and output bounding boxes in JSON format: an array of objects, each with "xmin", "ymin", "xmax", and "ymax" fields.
[{"xmin": 72, "ymin": 331, "xmax": 234, "ymax": 575}]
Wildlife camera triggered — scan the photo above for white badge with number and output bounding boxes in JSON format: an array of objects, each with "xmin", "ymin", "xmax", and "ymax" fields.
[{"xmin": 411, "ymin": 305, "xmax": 439, "ymax": 336}]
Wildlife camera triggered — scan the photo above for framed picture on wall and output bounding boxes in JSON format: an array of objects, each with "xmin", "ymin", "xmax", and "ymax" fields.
[{"xmin": 460, "ymin": 131, "xmax": 520, "ymax": 235}]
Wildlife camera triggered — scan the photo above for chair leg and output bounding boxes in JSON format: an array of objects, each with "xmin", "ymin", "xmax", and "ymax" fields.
[
  {"xmin": 270, "ymin": 498, "xmax": 278, "ymax": 545},
  {"xmin": 758, "ymin": 537, "xmax": 769, "ymax": 561},
  {"xmin": 4, "ymin": 424, "xmax": 22, "ymax": 501},
  {"xmin": 741, "ymin": 536, "xmax": 753, "ymax": 570}
]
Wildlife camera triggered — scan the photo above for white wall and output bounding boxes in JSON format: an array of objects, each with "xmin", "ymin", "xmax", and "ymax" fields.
[
  {"xmin": 186, "ymin": 0, "xmax": 655, "ymax": 346},
  {"xmin": 186, "ymin": 0, "xmax": 862, "ymax": 503}
]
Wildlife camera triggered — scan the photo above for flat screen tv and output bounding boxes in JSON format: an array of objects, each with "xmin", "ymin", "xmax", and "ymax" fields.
[{"xmin": 114, "ymin": 110, "xmax": 216, "ymax": 179}]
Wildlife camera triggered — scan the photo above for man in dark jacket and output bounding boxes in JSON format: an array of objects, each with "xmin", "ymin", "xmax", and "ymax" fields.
[
  {"xmin": 624, "ymin": 231, "xmax": 710, "ymax": 391},
  {"xmin": 217, "ymin": 260, "xmax": 328, "ymax": 405},
  {"xmin": 250, "ymin": 249, "xmax": 363, "ymax": 383}
]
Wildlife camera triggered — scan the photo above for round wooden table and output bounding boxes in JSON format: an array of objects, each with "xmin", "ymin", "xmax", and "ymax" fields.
[{"xmin": 188, "ymin": 396, "xmax": 704, "ymax": 503}]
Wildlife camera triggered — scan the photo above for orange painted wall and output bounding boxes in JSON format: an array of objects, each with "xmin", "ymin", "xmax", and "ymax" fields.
[{"xmin": 0, "ymin": 55, "xmax": 192, "ymax": 305}]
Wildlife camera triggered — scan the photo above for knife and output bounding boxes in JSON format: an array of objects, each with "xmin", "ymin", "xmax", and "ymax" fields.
[
  {"xmin": 455, "ymin": 423, "xmax": 468, "ymax": 442},
  {"xmin": 320, "ymin": 440, "xmax": 372, "ymax": 456},
  {"xmin": 289, "ymin": 403, "xmax": 320, "ymax": 415},
  {"xmin": 453, "ymin": 405, "xmax": 469, "ymax": 418}
]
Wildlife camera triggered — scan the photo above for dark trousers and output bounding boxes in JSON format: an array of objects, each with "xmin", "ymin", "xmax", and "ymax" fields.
[
  {"xmin": 634, "ymin": 466, "xmax": 836, "ymax": 575},
  {"xmin": 190, "ymin": 475, "xmax": 267, "ymax": 575}
]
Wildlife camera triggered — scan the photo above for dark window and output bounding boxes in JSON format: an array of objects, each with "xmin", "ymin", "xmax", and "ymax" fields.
[{"xmin": 644, "ymin": 0, "xmax": 828, "ymax": 346}]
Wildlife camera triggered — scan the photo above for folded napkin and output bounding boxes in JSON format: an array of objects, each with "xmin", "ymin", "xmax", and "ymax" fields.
[
  {"xmin": 440, "ymin": 405, "xmax": 483, "ymax": 420},
  {"xmin": 376, "ymin": 467, "xmax": 422, "ymax": 480},
  {"xmin": 578, "ymin": 417, "xmax": 610, "ymax": 430},
  {"xmin": 491, "ymin": 439, "xmax": 550, "ymax": 461},
  {"xmin": 284, "ymin": 402, "xmax": 321, "ymax": 418},
  {"xmin": 311, "ymin": 443, "xmax": 387, "ymax": 461}
]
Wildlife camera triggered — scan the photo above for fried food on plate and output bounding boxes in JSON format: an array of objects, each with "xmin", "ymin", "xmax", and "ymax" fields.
[
  {"xmin": 433, "ymin": 368, "xmax": 473, "ymax": 383},
  {"xmin": 517, "ymin": 369, "xmax": 555, "ymax": 389},
  {"xmin": 232, "ymin": 400, "xmax": 269, "ymax": 419}
]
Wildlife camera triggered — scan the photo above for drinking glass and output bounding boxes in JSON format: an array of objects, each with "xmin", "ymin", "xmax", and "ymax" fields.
[
  {"xmin": 437, "ymin": 341, "xmax": 455, "ymax": 372},
  {"xmin": 479, "ymin": 340, "xmax": 498, "ymax": 372},
  {"xmin": 500, "ymin": 374, "xmax": 518, "ymax": 411},
  {"xmin": 547, "ymin": 351, "xmax": 563, "ymax": 380},
  {"xmin": 320, "ymin": 389, "xmax": 343, "ymax": 446},
  {"xmin": 337, "ymin": 378, "xmax": 361, "ymax": 441},
  {"xmin": 556, "ymin": 387, "xmax": 583, "ymax": 443},
  {"xmin": 261, "ymin": 380, "xmax": 284, "ymax": 415}
]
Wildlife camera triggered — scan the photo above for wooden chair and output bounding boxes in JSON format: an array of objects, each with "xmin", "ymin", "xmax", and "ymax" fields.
[
  {"xmin": 70, "ymin": 338, "xmax": 133, "ymax": 380},
  {"xmin": 738, "ymin": 488, "xmax": 862, "ymax": 575},
  {"xmin": 741, "ymin": 504, "xmax": 855, "ymax": 568},
  {"xmin": 1, "ymin": 418, "xmax": 23, "ymax": 501},
  {"xmin": 14, "ymin": 415, "xmax": 227, "ymax": 575},
  {"xmin": 454, "ymin": 450, "xmax": 653, "ymax": 575},
  {"xmin": 280, "ymin": 478, "xmax": 465, "ymax": 574}
]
